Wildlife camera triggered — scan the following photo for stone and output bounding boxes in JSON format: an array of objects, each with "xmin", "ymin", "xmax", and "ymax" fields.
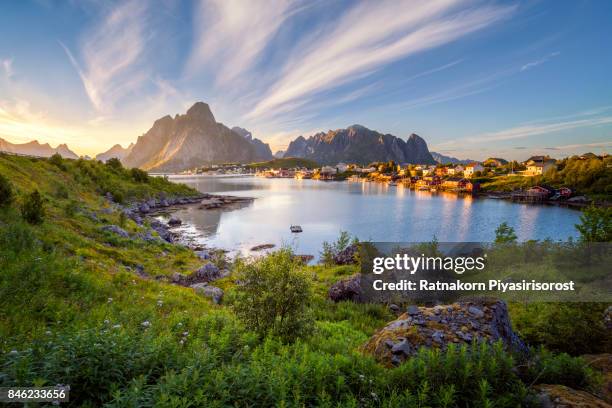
[
  {"xmin": 333, "ymin": 244, "xmax": 359, "ymax": 265},
  {"xmin": 193, "ymin": 263, "xmax": 222, "ymax": 282},
  {"xmin": 328, "ymin": 274, "xmax": 363, "ymax": 302},
  {"xmin": 192, "ymin": 283, "xmax": 224, "ymax": 304},
  {"xmin": 138, "ymin": 202, "xmax": 150, "ymax": 213},
  {"xmin": 468, "ymin": 306, "xmax": 485, "ymax": 318},
  {"xmin": 406, "ymin": 305, "xmax": 419, "ymax": 315},
  {"xmin": 171, "ymin": 272, "xmax": 187, "ymax": 284},
  {"xmin": 534, "ymin": 384, "xmax": 610, "ymax": 408},
  {"xmin": 389, "ymin": 304, "xmax": 400, "ymax": 313},
  {"xmin": 362, "ymin": 300, "xmax": 528, "ymax": 366},
  {"xmin": 168, "ymin": 217, "xmax": 182, "ymax": 226},
  {"xmin": 195, "ymin": 250, "xmax": 210, "ymax": 260},
  {"xmin": 391, "ymin": 339, "xmax": 412, "ymax": 356},
  {"xmin": 100, "ymin": 225, "xmax": 129, "ymax": 238}
]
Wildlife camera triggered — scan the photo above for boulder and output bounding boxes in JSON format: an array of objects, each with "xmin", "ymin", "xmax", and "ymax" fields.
[
  {"xmin": 171, "ymin": 272, "xmax": 187, "ymax": 284},
  {"xmin": 191, "ymin": 283, "xmax": 224, "ymax": 304},
  {"xmin": 193, "ymin": 263, "xmax": 222, "ymax": 282},
  {"xmin": 362, "ymin": 300, "xmax": 528, "ymax": 366},
  {"xmin": 328, "ymin": 274, "xmax": 364, "ymax": 302},
  {"xmin": 138, "ymin": 202, "xmax": 150, "ymax": 213},
  {"xmin": 195, "ymin": 250, "xmax": 210, "ymax": 260},
  {"xmin": 534, "ymin": 384, "xmax": 610, "ymax": 408},
  {"xmin": 333, "ymin": 244, "xmax": 359, "ymax": 265},
  {"xmin": 100, "ymin": 225, "xmax": 129, "ymax": 238},
  {"xmin": 168, "ymin": 217, "xmax": 182, "ymax": 227}
]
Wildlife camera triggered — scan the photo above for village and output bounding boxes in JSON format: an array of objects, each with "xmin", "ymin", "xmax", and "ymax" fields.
[{"xmin": 176, "ymin": 152, "xmax": 609, "ymax": 206}]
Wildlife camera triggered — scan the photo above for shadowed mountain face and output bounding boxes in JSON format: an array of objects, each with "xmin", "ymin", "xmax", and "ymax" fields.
[
  {"xmin": 430, "ymin": 152, "xmax": 474, "ymax": 165},
  {"xmin": 0, "ymin": 137, "xmax": 79, "ymax": 159},
  {"xmin": 95, "ymin": 143, "xmax": 134, "ymax": 162},
  {"xmin": 231, "ymin": 126, "xmax": 273, "ymax": 161},
  {"xmin": 284, "ymin": 125, "xmax": 436, "ymax": 165},
  {"xmin": 122, "ymin": 102, "xmax": 264, "ymax": 172}
]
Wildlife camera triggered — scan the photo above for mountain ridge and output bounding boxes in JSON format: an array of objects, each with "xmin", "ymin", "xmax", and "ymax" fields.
[
  {"xmin": 0, "ymin": 137, "xmax": 79, "ymax": 159},
  {"xmin": 283, "ymin": 125, "xmax": 436, "ymax": 165}
]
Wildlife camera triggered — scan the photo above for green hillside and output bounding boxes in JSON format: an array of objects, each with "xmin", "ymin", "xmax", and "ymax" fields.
[{"xmin": 0, "ymin": 153, "xmax": 606, "ymax": 406}]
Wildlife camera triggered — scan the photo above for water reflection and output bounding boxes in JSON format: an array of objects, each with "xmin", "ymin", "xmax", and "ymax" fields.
[{"xmin": 168, "ymin": 176, "xmax": 581, "ymax": 257}]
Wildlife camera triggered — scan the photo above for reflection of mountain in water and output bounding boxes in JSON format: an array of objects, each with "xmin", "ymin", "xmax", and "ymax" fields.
[{"xmin": 171, "ymin": 200, "xmax": 253, "ymax": 238}]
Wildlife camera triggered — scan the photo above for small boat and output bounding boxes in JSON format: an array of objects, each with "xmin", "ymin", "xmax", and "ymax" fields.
[{"xmin": 290, "ymin": 225, "xmax": 303, "ymax": 233}]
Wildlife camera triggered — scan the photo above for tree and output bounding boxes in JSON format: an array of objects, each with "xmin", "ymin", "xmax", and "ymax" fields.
[
  {"xmin": 233, "ymin": 249, "xmax": 313, "ymax": 341},
  {"xmin": 575, "ymin": 206, "xmax": 611, "ymax": 242},
  {"xmin": 0, "ymin": 174, "xmax": 14, "ymax": 207},
  {"xmin": 21, "ymin": 190, "xmax": 45, "ymax": 224},
  {"xmin": 106, "ymin": 158, "xmax": 123, "ymax": 171},
  {"xmin": 49, "ymin": 153, "xmax": 66, "ymax": 170},
  {"xmin": 130, "ymin": 168, "xmax": 149, "ymax": 183},
  {"xmin": 495, "ymin": 222, "xmax": 517, "ymax": 243}
]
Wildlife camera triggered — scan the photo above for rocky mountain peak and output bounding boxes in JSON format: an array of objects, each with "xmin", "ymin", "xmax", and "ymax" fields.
[{"xmin": 186, "ymin": 102, "xmax": 215, "ymax": 123}]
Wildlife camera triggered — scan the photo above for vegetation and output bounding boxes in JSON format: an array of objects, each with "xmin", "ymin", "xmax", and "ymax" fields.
[
  {"xmin": 20, "ymin": 189, "xmax": 45, "ymax": 224},
  {"xmin": 0, "ymin": 153, "xmax": 607, "ymax": 406},
  {"xmin": 0, "ymin": 173, "xmax": 13, "ymax": 206},
  {"xmin": 321, "ymin": 230, "xmax": 358, "ymax": 265},
  {"xmin": 247, "ymin": 157, "xmax": 320, "ymax": 169},
  {"xmin": 232, "ymin": 248, "xmax": 314, "ymax": 341},
  {"xmin": 575, "ymin": 205, "xmax": 611, "ymax": 242},
  {"xmin": 494, "ymin": 222, "xmax": 517, "ymax": 243}
]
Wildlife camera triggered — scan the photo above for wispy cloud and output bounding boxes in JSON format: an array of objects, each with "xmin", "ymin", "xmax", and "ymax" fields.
[
  {"xmin": 187, "ymin": 0, "xmax": 298, "ymax": 85},
  {"xmin": 468, "ymin": 116, "xmax": 612, "ymax": 143},
  {"xmin": 520, "ymin": 51, "xmax": 560, "ymax": 71},
  {"xmin": 1, "ymin": 58, "xmax": 14, "ymax": 79},
  {"xmin": 61, "ymin": 1, "xmax": 148, "ymax": 112},
  {"xmin": 247, "ymin": 0, "xmax": 515, "ymax": 119}
]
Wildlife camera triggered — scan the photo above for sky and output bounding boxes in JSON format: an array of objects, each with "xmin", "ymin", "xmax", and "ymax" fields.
[{"xmin": 0, "ymin": 0, "xmax": 611, "ymax": 160}]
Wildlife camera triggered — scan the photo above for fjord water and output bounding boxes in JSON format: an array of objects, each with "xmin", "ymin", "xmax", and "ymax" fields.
[{"xmin": 169, "ymin": 176, "xmax": 581, "ymax": 257}]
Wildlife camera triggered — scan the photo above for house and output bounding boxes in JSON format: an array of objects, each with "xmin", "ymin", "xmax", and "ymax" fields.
[
  {"xmin": 464, "ymin": 163, "xmax": 484, "ymax": 178},
  {"xmin": 526, "ymin": 185, "xmax": 555, "ymax": 198},
  {"xmin": 435, "ymin": 167, "xmax": 448, "ymax": 176},
  {"xmin": 335, "ymin": 163, "xmax": 349, "ymax": 173},
  {"xmin": 320, "ymin": 166, "xmax": 336, "ymax": 174},
  {"xmin": 483, "ymin": 157, "xmax": 508, "ymax": 167},
  {"xmin": 558, "ymin": 187, "xmax": 574, "ymax": 198},
  {"xmin": 441, "ymin": 177, "xmax": 467, "ymax": 189},
  {"xmin": 524, "ymin": 156, "xmax": 556, "ymax": 175}
]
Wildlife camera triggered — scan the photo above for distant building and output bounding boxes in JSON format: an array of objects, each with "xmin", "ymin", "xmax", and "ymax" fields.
[
  {"xmin": 483, "ymin": 157, "xmax": 508, "ymax": 167},
  {"xmin": 524, "ymin": 156, "xmax": 556, "ymax": 175},
  {"xmin": 320, "ymin": 165, "xmax": 336, "ymax": 175},
  {"xmin": 335, "ymin": 163, "xmax": 349, "ymax": 173},
  {"xmin": 464, "ymin": 163, "xmax": 484, "ymax": 178}
]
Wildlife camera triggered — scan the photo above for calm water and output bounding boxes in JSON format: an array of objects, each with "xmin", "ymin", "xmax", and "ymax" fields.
[{"xmin": 167, "ymin": 175, "xmax": 581, "ymax": 257}]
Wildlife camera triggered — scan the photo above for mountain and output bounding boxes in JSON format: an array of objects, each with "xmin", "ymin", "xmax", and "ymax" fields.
[
  {"xmin": 231, "ymin": 127, "xmax": 273, "ymax": 161},
  {"xmin": 96, "ymin": 143, "xmax": 134, "ymax": 162},
  {"xmin": 283, "ymin": 125, "xmax": 436, "ymax": 165},
  {"xmin": 430, "ymin": 152, "xmax": 473, "ymax": 165},
  {"xmin": 274, "ymin": 150, "xmax": 285, "ymax": 158},
  {"xmin": 0, "ymin": 137, "xmax": 79, "ymax": 159},
  {"xmin": 122, "ymin": 102, "xmax": 265, "ymax": 172}
]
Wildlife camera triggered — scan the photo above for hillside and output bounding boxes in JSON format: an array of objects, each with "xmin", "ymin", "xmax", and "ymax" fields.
[
  {"xmin": 284, "ymin": 125, "xmax": 436, "ymax": 165},
  {"xmin": 96, "ymin": 143, "xmax": 134, "ymax": 162},
  {"xmin": 0, "ymin": 153, "xmax": 607, "ymax": 406},
  {"xmin": 123, "ymin": 102, "xmax": 265, "ymax": 172},
  {"xmin": 246, "ymin": 157, "xmax": 319, "ymax": 169}
]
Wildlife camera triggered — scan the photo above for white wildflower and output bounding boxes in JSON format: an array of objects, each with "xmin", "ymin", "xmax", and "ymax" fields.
[{"xmin": 141, "ymin": 320, "xmax": 151, "ymax": 328}]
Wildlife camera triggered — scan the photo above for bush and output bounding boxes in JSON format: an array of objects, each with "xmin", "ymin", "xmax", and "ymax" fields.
[
  {"xmin": 495, "ymin": 222, "xmax": 517, "ymax": 243},
  {"xmin": 575, "ymin": 205, "xmax": 611, "ymax": 242},
  {"xmin": 320, "ymin": 230, "xmax": 358, "ymax": 265},
  {"xmin": 130, "ymin": 168, "xmax": 149, "ymax": 183},
  {"xmin": 48, "ymin": 153, "xmax": 66, "ymax": 170},
  {"xmin": 20, "ymin": 190, "xmax": 45, "ymax": 224},
  {"xmin": 233, "ymin": 249, "xmax": 314, "ymax": 341},
  {"xmin": 106, "ymin": 157, "xmax": 123, "ymax": 171},
  {"xmin": 0, "ymin": 174, "xmax": 14, "ymax": 206}
]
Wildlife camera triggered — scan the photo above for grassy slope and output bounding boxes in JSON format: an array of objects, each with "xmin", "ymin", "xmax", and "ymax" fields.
[{"xmin": 0, "ymin": 154, "xmax": 600, "ymax": 407}]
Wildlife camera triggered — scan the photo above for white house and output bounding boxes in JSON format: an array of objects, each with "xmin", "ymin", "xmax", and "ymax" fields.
[
  {"xmin": 464, "ymin": 163, "xmax": 484, "ymax": 178},
  {"xmin": 335, "ymin": 163, "xmax": 349, "ymax": 173},
  {"xmin": 320, "ymin": 165, "xmax": 336, "ymax": 174}
]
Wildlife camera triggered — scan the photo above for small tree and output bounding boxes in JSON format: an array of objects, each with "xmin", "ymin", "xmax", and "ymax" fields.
[
  {"xmin": 575, "ymin": 206, "xmax": 611, "ymax": 242},
  {"xmin": 494, "ymin": 222, "xmax": 517, "ymax": 243},
  {"xmin": 0, "ymin": 174, "xmax": 14, "ymax": 207},
  {"xmin": 233, "ymin": 249, "xmax": 313, "ymax": 341},
  {"xmin": 49, "ymin": 153, "xmax": 66, "ymax": 170},
  {"xmin": 130, "ymin": 168, "xmax": 149, "ymax": 183},
  {"xmin": 106, "ymin": 158, "xmax": 123, "ymax": 171},
  {"xmin": 21, "ymin": 190, "xmax": 45, "ymax": 224},
  {"xmin": 320, "ymin": 230, "xmax": 358, "ymax": 265}
]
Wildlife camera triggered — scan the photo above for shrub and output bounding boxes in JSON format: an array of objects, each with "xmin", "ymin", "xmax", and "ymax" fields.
[
  {"xmin": 48, "ymin": 153, "xmax": 66, "ymax": 170},
  {"xmin": 130, "ymin": 168, "xmax": 149, "ymax": 183},
  {"xmin": 106, "ymin": 157, "xmax": 123, "ymax": 171},
  {"xmin": 320, "ymin": 230, "xmax": 358, "ymax": 265},
  {"xmin": 0, "ymin": 174, "xmax": 14, "ymax": 206},
  {"xmin": 495, "ymin": 222, "xmax": 517, "ymax": 243},
  {"xmin": 575, "ymin": 205, "xmax": 611, "ymax": 242},
  {"xmin": 233, "ymin": 249, "xmax": 314, "ymax": 341},
  {"xmin": 20, "ymin": 190, "xmax": 45, "ymax": 224}
]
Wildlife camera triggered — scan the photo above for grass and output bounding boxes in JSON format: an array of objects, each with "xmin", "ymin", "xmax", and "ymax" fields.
[
  {"xmin": 246, "ymin": 157, "xmax": 320, "ymax": 169},
  {"xmin": 0, "ymin": 153, "xmax": 605, "ymax": 407}
]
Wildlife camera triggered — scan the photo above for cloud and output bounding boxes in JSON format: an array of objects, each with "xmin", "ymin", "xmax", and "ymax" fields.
[
  {"xmin": 520, "ymin": 51, "xmax": 560, "ymax": 72},
  {"xmin": 468, "ymin": 116, "xmax": 612, "ymax": 143},
  {"xmin": 61, "ymin": 1, "xmax": 148, "ymax": 112},
  {"xmin": 247, "ymin": 0, "xmax": 515, "ymax": 119},
  {"xmin": 187, "ymin": 0, "xmax": 297, "ymax": 85},
  {"xmin": 1, "ymin": 58, "xmax": 14, "ymax": 79}
]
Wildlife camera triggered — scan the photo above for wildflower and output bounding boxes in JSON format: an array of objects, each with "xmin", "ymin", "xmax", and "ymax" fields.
[
  {"xmin": 177, "ymin": 322, "xmax": 183, "ymax": 327},
  {"xmin": 104, "ymin": 319, "xmax": 110, "ymax": 324},
  {"xmin": 371, "ymin": 392, "xmax": 378, "ymax": 400},
  {"xmin": 157, "ymin": 300, "xmax": 163, "ymax": 307},
  {"xmin": 182, "ymin": 331, "xmax": 189, "ymax": 337},
  {"xmin": 179, "ymin": 339, "xmax": 185, "ymax": 345},
  {"xmin": 107, "ymin": 297, "xmax": 113, "ymax": 303},
  {"xmin": 141, "ymin": 320, "xmax": 151, "ymax": 328},
  {"xmin": 8, "ymin": 350, "xmax": 18, "ymax": 356},
  {"xmin": 45, "ymin": 330, "xmax": 52, "ymax": 335},
  {"xmin": 112, "ymin": 324, "xmax": 121, "ymax": 329}
]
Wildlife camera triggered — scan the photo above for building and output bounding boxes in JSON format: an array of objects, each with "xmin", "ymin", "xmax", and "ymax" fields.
[
  {"xmin": 526, "ymin": 159, "xmax": 556, "ymax": 176},
  {"xmin": 435, "ymin": 167, "xmax": 448, "ymax": 176},
  {"xmin": 464, "ymin": 163, "xmax": 484, "ymax": 178},
  {"xmin": 335, "ymin": 163, "xmax": 349, "ymax": 173},
  {"xmin": 526, "ymin": 185, "xmax": 555, "ymax": 198},
  {"xmin": 483, "ymin": 157, "xmax": 508, "ymax": 167}
]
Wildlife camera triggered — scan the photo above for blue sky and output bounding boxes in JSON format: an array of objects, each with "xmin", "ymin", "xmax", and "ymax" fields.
[{"xmin": 0, "ymin": 0, "xmax": 611, "ymax": 160}]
